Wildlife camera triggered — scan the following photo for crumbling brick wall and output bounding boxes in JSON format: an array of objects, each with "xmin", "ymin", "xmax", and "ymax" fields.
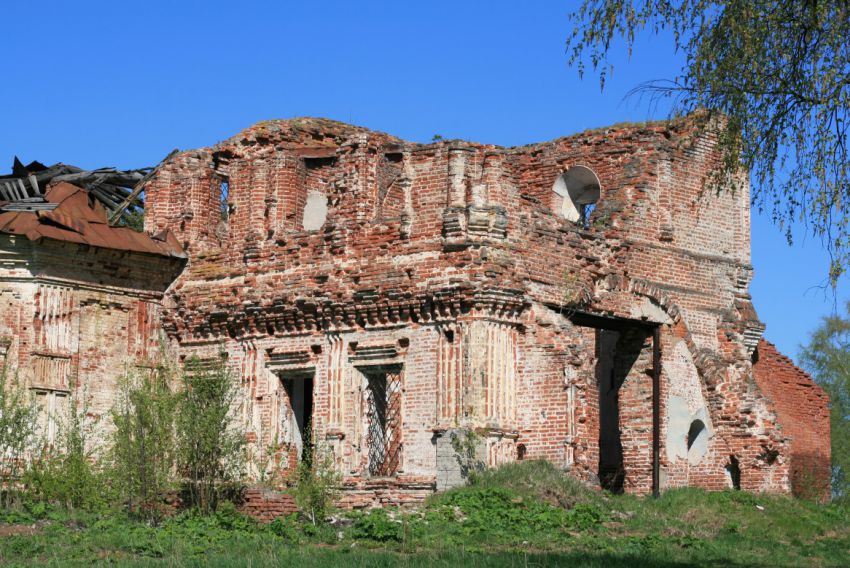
[
  {"xmin": 143, "ymin": 115, "xmax": 827, "ymax": 502},
  {"xmin": 753, "ymin": 339, "xmax": 831, "ymax": 500}
]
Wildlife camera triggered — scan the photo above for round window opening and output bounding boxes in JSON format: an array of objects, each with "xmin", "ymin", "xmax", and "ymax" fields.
[{"xmin": 553, "ymin": 166, "xmax": 601, "ymax": 227}]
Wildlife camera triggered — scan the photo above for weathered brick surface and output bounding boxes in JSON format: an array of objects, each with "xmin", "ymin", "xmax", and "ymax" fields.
[
  {"xmin": 752, "ymin": 339, "xmax": 831, "ymax": 500},
  {"xmin": 238, "ymin": 486, "xmax": 299, "ymax": 522}
]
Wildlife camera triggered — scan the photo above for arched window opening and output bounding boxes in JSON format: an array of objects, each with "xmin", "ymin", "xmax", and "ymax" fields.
[
  {"xmin": 686, "ymin": 419, "xmax": 706, "ymax": 451},
  {"xmin": 552, "ymin": 166, "xmax": 601, "ymax": 228}
]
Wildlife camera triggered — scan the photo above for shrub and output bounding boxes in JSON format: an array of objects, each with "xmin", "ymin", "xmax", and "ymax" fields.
[
  {"xmin": 110, "ymin": 367, "xmax": 178, "ymax": 523},
  {"xmin": 267, "ymin": 513, "xmax": 301, "ymax": 541},
  {"xmin": 24, "ymin": 397, "xmax": 111, "ymax": 512},
  {"xmin": 176, "ymin": 356, "xmax": 245, "ymax": 513},
  {"xmin": 351, "ymin": 508, "xmax": 403, "ymax": 542},
  {"xmin": 0, "ymin": 372, "xmax": 39, "ymax": 509}
]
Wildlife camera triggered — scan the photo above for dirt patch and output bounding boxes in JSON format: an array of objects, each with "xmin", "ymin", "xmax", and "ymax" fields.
[{"xmin": 0, "ymin": 523, "xmax": 41, "ymax": 537}]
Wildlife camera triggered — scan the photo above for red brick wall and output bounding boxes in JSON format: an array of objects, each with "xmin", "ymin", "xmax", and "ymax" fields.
[{"xmin": 753, "ymin": 339, "xmax": 831, "ymax": 500}]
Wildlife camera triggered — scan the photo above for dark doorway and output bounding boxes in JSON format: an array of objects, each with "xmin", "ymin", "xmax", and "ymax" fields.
[
  {"xmin": 283, "ymin": 375, "xmax": 314, "ymax": 464},
  {"xmin": 596, "ymin": 327, "xmax": 648, "ymax": 493},
  {"xmin": 597, "ymin": 329, "xmax": 625, "ymax": 492}
]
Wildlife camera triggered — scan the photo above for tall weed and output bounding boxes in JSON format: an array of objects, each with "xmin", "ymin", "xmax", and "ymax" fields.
[{"xmin": 24, "ymin": 397, "xmax": 111, "ymax": 512}]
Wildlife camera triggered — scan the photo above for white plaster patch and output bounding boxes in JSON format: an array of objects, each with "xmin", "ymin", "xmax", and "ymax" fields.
[
  {"xmin": 629, "ymin": 297, "xmax": 673, "ymax": 324},
  {"xmin": 665, "ymin": 340, "xmax": 713, "ymax": 464},
  {"xmin": 302, "ymin": 191, "xmax": 328, "ymax": 231}
]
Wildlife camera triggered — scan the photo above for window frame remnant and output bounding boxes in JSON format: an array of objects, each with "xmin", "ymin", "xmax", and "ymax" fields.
[{"xmin": 32, "ymin": 388, "xmax": 70, "ymax": 447}]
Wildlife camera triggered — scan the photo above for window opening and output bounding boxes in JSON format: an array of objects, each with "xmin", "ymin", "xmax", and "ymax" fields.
[
  {"xmin": 219, "ymin": 180, "xmax": 230, "ymax": 220},
  {"xmin": 364, "ymin": 369, "xmax": 402, "ymax": 477},
  {"xmin": 282, "ymin": 374, "xmax": 315, "ymax": 464},
  {"xmin": 581, "ymin": 202, "xmax": 596, "ymax": 228},
  {"xmin": 552, "ymin": 166, "xmax": 601, "ymax": 228},
  {"xmin": 686, "ymin": 419, "xmax": 706, "ymax": 451}
]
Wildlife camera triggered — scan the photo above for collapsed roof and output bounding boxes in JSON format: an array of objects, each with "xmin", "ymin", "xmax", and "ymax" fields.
[
  {"xmin": 0, "ymin": 181, "xmax": 185, "ymax": 259},
  {"xmin": 0, "ymin": 157, "xmax": 153, "ymax": 223}
]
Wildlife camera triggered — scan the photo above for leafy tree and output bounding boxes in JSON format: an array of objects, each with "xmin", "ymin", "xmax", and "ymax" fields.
[
  {"xmin": 800, "ymin": 302, "xmax": 850, "ymax": 499},
  {"xmin": 118, "ymin": 210, "xmax": 145, "ymax": 232},
  {"xmin": 567, "ymin": 1, "xmax": 850, "ymax": 283},
  {"xmin": 177, "ymin": 357, "xmax": 245, "ymax": 513}
]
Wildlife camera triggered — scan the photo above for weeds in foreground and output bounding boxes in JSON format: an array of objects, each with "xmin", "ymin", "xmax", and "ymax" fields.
[
  {"xmin": 1, "ymin": 481, "xmax": 848, "ymax": 567},
  {"xmin": 24, "ymin": 396, "xmax": 112, "ymax": 513}
]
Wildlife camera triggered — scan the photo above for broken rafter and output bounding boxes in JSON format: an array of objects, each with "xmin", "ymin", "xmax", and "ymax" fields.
[{"xmin": 108, "ymin": 149, "xmax": 180, "ymax": 225}]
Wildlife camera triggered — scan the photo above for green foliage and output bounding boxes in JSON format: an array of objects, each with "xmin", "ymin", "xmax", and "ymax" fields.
[
  {"xmin": 287, "ymin": 437, "xmax": 341, "ymax": 526},
  {"xmin": 177, "ymin": 356, "xmax": 245, "ymax": 514},
  {"xmin": 800, "ymin": 302, "xmax": 850, "ymax": 499},
  {"xmin": 117, "ymin": 209, "xmax": 145, "ymax": 232},
  {"xmin": 0, "ymin": 483, "xmax": 849, "ymax": 566},
  {"xmin": 24, "ymin": 398, "xmax": 112, "ymax": 512},
  {"xmin": 109, "ymin": 367, "xmax": 178, "ymax": 522},
  {"xmin": 267, "ymin": 513, "xmax": 301, "ymax": 541},
  {"xmin": 429, "ymin": 486, "xmax": 606, "ymax": 539},
  {"xmin": 351, "ymin": 507, "xmax": 404, "ymax": 542},
  {"xmin": 568, "ymin": 1, "xmax": 850, "ymax": 284},
  {"xmin": 0, "ymin": 372, "xmax": 39, "ymax": 509}
]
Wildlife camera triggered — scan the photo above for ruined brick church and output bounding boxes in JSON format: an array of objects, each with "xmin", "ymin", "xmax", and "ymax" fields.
[{"xmin": 0, "ymin": 115, "xmax": 831, "ymax": 504}]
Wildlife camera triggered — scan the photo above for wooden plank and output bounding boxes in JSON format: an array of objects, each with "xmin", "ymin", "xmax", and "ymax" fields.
[
  {"xmin": 28, "ymin": 174, "xmax": 40, "ymax": 196},
  {"xmin": 15, "ymin": 178, "xmax": 27, "ymax": 200}
]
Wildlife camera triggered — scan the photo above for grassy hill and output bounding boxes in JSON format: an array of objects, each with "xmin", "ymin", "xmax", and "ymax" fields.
[{"xmin": 1, "ymin": 461, "xmax": 848, "ymax": 567}]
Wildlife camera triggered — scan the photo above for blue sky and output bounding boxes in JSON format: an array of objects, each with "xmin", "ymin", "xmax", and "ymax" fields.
[{"xmin": 2, "ymin": 1, "xmax": 846, "ymax": 361}]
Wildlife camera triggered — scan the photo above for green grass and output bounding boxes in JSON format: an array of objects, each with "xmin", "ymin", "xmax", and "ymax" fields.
[{"xmin": 1, "ymin": 461, "xmax": 848, "ymax": 567}]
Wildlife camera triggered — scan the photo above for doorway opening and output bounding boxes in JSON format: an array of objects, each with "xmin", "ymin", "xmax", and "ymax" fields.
[
  {"xmin": 595, "ymin": 326, "xmax": 649, "ymax": 493},
  {"xmin": 282, "ymin": 374, "xmax": 315, "ymax": 465}
]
